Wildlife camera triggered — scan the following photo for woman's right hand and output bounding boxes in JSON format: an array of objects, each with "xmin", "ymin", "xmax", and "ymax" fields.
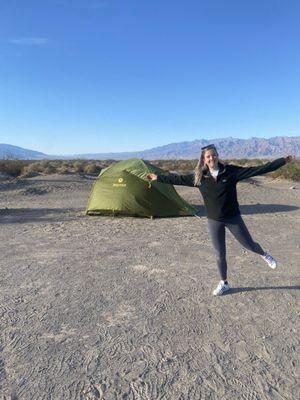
[
  {"xmin": 146, "ymin": 173, "xmax": 158, "ymax": 181},
  {"xmin": 285, "ymin": 155, "xmax": 294, "ymax": 163}
]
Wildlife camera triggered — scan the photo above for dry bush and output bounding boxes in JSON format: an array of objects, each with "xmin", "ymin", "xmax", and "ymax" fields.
[
  {"xmin": 73, "ymin": 160, "xmax": 86, "ymax": 173},
  {"xmin": 84, "ymin": 163, "xmax": 102, "ymax": 175},
  {"xmin": 270, "ymin": 160, "xmax": 300, "ymax": 181},
  {"xmin": 60, "ymin": 160, "xmax": 74, "ymax": 169},
  {"xmin": 22, "ymin": 161, "xmax": 61, "ymax": 176},
  {"xmin": 38, "ymin": 160, "xmax": 52, "ymax": 171},
  {"xmin": 43, "ymin": 165, "xmax": 57, "ymax": 174},
  {"xmin": 57, "ymin": 165, "xmax": 71, "ymax": 174},
  {"xmin": 151, "ymin": 159, "xmax": 197, "ymax": 174},
  {"xmin": 0, "ymin": 160, "xmax": 28, "ymax": 177},
  {"xmin": 2, "ymin": 157, "xmax": 298, "ymax": 181},
  {"xmin": 21, "ymin": 162, "xmax": 41, "ymax": 177}
]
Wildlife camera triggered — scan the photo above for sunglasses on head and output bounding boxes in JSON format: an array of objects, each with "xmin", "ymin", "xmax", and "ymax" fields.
[{"xmin": 201, "ymin": 144, "xmax": 216, "ymax": 151}]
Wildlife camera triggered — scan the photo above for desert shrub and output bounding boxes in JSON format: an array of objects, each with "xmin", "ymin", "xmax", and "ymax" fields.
[
  {"xmin": 22, "ymin": 161, "xmax": 62, "ymax": 176},
  {"xmin": 151, "ymin": 159, "xmax": 199, "ymax": 174},
  {"xmin": 60, "ymin": 160, "xmax": 74, "ymax": 169},
  {"xmin": 21, "ymin": 162, "xmax": 42, "ymax": 177},
  {"xmin": 43, "ymin": 164, "xmax": 57, "ymax": 174},
  {"xmin": 22, "ymin": 160, "xmax": 49, "ymax": 174},
  {"xmin": 19, "ymin": 159, "xmax": 114, "ymax": 175},
  {"xmin": 0, "ymin": 160, "xmax": 27, "ymax": 177},
  {"xmin": 270, "ymin": 161, "xmax": 300, "ymax": 181},
  {"xmin": 1, "ymin": 158, "xmax": 299, "ymax": 180},
  {"xmin": 57, "ymin": 165, "xmax": 71, "ymax": 174},
  {"xmin": 73, "ymin": 160, "xmax": 86, "ymax": 173},
  {"xmin": 38, "ymin": 160, "xmax": 52, "ymax": 171},
  {"xmin": 84, "ymin": 163, "xmax": 102, "ymax": 175},
  {"xmin": 49, "ymin": 160, "xmax": 60, "ymax": 169}
]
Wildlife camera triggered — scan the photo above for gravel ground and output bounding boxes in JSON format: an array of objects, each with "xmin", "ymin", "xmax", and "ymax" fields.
[{"xmin": 0, "ymin": 174, "xmax": 299, "ymax": 400}]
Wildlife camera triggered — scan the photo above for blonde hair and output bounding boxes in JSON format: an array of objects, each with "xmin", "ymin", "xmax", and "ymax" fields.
[{"xmin": 194, "ymin": 145, "xmax": 218, "ymax": 186}]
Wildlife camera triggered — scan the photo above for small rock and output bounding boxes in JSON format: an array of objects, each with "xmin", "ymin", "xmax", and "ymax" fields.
[{"xmin": 289, "ymin": 186, "xmax": 296, "ymax": 189}]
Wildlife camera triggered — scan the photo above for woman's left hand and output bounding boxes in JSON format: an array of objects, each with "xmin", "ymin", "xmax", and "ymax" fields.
[{"xmin": 285, "ymin": 155, "xmax": 294, "ymax": 163}]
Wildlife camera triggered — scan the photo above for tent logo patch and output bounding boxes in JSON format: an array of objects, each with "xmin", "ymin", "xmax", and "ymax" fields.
[{"xmin": 113, "ymin": 177, "xmax": 126, "ymax": 187}]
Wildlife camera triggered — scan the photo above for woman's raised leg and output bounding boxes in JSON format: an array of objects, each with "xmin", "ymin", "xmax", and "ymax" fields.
[{"xmin": 226, "ymin": 215, "xmax": 265, "ymax": 255}]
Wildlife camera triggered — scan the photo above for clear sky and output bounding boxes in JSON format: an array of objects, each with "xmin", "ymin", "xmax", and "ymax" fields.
[{"xmin": 1, "ymin": 0, "xmax": 300, "ymax": 154}]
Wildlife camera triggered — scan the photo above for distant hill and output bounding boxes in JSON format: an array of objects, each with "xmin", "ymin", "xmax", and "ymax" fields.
[
  {"xmin": 0, "ymin": 144, "xmax": 48, "ymax": 160},
  {"xmin": 1, "ymin": 136, "xmax": 300, "ymax": 160}
]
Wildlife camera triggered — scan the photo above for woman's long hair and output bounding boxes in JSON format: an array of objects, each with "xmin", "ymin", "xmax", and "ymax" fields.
[{"xmin": 194, "ymin": 146, "xmax": 218, "ymax": 186}]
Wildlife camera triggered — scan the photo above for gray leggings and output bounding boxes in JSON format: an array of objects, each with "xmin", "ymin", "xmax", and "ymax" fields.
[{"xmin": 207, "ymin": 214, "xmax": 265, "ymax": 281}]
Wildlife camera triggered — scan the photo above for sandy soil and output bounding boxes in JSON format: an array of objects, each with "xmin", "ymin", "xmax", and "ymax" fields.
[{"xmin": 0, "ymin": 174, "xmax": 299, "ymax": 400}]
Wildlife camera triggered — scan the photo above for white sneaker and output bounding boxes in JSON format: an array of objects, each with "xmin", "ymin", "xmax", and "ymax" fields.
[
  {"xmin": 213, "ymin": 280, "xmax": 230, "ymax": 296},
  {"xmin": 261, "ymin": 253, "xmax": 277, "ymax": 269}
]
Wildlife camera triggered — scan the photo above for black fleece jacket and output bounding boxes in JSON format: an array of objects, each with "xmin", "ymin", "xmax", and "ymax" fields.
[{"xmin": 157, "ymin": 158, "xmax": 286, "ymax": 221}]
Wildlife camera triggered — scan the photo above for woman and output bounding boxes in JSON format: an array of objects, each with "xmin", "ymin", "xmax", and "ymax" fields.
[{"xmin": 147, "ymin": 145, "xmax": 293, "ymax": 296}]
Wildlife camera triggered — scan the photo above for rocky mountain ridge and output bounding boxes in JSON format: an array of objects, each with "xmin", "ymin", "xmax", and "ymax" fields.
[{"xmin": 1, "ymin": 136, "xmax": 299, "ymax": 160}]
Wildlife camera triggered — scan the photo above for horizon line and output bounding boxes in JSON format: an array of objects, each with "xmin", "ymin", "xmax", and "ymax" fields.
[{"xmin": 1, "ymin": 134, "xmax": 299, "ymax": 156}]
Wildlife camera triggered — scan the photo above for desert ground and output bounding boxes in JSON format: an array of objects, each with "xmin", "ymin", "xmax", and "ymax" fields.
[{"xmin": 0, "ymin": 173, "xmax": 299, "ymax": 400}]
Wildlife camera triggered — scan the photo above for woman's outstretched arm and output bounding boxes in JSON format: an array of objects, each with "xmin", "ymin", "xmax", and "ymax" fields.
[
  {"xmin": 146, "ymin": 172, "xmax": 195, "ymax": 187},
  {"xmin": 234, "ymin": 156, "xmax": 294, "ymax": 182}
]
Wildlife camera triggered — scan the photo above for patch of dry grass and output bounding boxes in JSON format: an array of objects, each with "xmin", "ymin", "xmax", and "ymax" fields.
[{"xmin": 0, "ymin": 158, "xmax": 299, "ymax": 181}]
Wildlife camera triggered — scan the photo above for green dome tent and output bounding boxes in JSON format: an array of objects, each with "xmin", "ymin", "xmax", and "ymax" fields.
[{"xmin": 86, "ymin": 158, "xmax": 197, "ymax": 218}]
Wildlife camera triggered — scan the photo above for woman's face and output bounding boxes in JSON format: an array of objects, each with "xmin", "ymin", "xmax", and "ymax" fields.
[{"xmin": 204, "ymin": 149, "xmax": 219, "ymax": 169}]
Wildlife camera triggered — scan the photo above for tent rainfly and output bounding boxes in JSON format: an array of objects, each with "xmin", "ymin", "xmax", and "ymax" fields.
[{"xmin": 86, "ymin": 158, "xmax": 197, "ymax": 218}]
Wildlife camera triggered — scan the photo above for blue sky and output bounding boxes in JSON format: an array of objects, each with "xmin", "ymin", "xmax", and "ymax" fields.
[{"xmin": 0, "ymin": 0, "xmax": 300, "ymax": 154}]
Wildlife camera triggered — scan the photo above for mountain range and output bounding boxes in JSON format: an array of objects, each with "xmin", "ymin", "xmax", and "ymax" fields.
[{"xmin": 1, "ymin": 136, "xmax": 299, "ymax": 160}]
